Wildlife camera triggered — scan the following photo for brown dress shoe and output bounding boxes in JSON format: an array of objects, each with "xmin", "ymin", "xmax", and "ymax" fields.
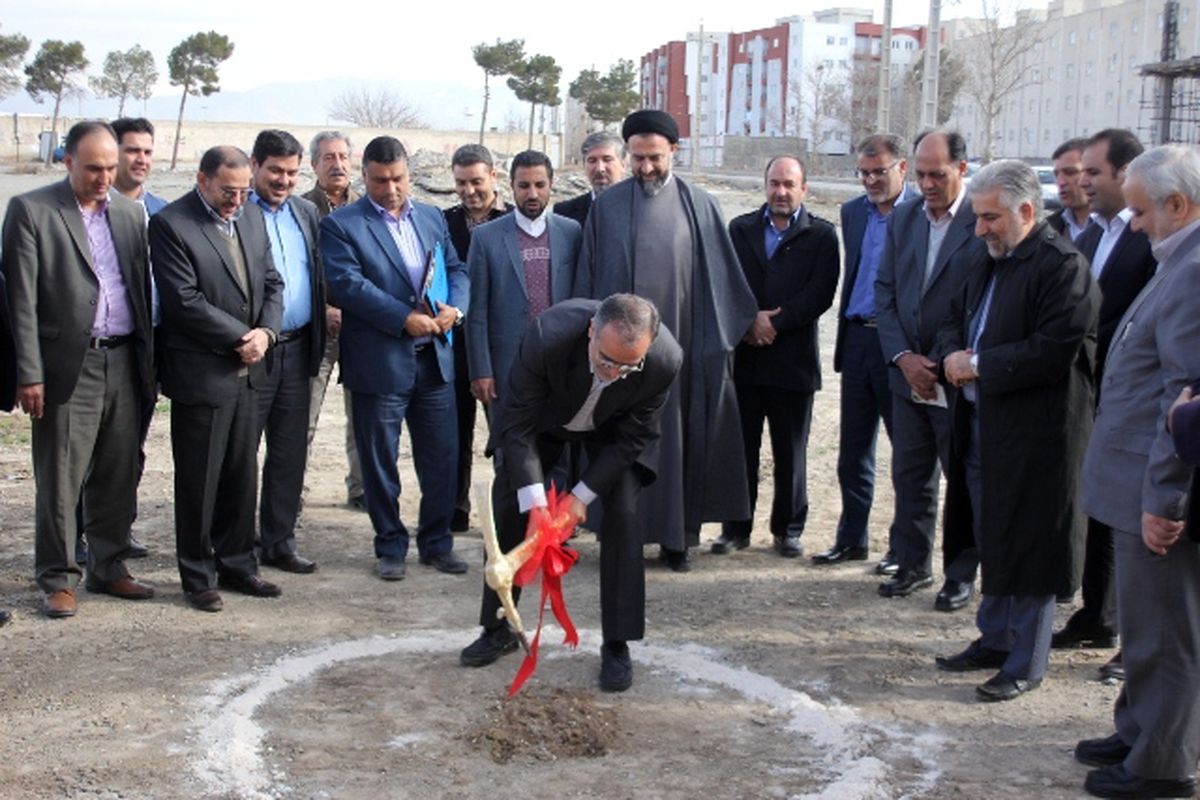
[
  {"xmin": 185, "ymin": 589, "xmax": 224, "ymax": 612},
  {"xmin": 85, "ymin": 576, "xmax": 155, "ymax": 600},
  {"xmin": 44, "ymin": 589, "xmax": 77, "ymax": 618}
]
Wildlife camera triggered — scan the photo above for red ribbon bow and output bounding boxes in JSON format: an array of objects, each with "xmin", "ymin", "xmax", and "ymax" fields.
[{"xmin": 507, "ymin": 486, "xmax": 580, "ymax": 697}]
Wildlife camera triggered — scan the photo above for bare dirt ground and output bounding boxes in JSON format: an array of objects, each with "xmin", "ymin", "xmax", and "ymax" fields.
[{"xmin": 0, "ymin": 165, "xmax": 1117, "ymax": 799}]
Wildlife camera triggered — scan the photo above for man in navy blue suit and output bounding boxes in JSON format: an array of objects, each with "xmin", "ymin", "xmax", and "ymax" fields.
[{"xmin": 320, "ymin": 136, "xmax": 470, "ymax": 581}]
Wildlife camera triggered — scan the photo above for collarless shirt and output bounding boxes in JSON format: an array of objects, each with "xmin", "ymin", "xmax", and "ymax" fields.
[
  {"xmin": 763, "ymin": 206, "xmax": 801, "ymax": 260},
  {"xmin": 1087, "ymin": 208, "xmax": 1134, "ymax": 280},
  {"xmin": 514, "ymin": 208, "xmax": 549, "ymax": 238},
  {"xmin": 250, "ymin": 192, "xmax": 312, "ymax": 332},
  {"xmin": 78, "ymin": 195, "xmax": 134, "ymax": 337}
]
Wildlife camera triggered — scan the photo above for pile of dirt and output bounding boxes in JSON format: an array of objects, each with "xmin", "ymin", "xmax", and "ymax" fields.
[{"xmin": 463, "ymin": 688, "xmax": 619, "ymax": 764}]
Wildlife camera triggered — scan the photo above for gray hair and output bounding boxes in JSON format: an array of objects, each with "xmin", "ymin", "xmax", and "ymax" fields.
[
  {"xmin": 1126, "ymin": 145, "xmax": 1200, "ymax": 207},
  {"xmin": 593, "ymin": 293, "xmax": 660, "ymax": 345},
  {"xmin": 581, "ymin": 131, "xmax": 625, "ymax": 160},
  {"xmin": 309, "ymin": 130, "xmax": 352, "ymax": 163},
  {"xmin": 857, "ymin": 133, "xmax": 906, "ymax": 160},
  {"xmin": 968, "ymin": 159, "xmax": 1044, "ymax": 218}
]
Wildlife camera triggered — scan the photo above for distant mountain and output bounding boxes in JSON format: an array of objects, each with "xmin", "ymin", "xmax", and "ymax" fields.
[{"xmin": 0, "ymin": 76, "xmax": 525, "ymax": 130}]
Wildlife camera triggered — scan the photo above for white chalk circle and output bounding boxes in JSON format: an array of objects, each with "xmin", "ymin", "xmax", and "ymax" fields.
[{"xmin": 191, "ymin": 628, "xmax": 942, "ymax": 799}]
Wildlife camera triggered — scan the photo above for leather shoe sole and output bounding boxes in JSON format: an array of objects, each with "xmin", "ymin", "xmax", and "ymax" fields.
[
  {"xmin": 934, "ymin": 580, "xmax": 974, "ymax": 612},
  {"xmin": 1075, "ymin": 733, "xmax": 1132, "ymax": 768},
  {"xmin": 43, "ymin": 589, "xmax": 77, "ymax": 619},
  {"xmin": 186, "ymin": 589, "xmax": 224, "ymax": 612},
  {"xmin": 811, "ymin": 546, "xmax": 868, "ymax": 565},
  {"xmin": 1084, "ymin": 764, "xmax": 1196, "ymax": 798},
  {"xmin": 975, "ymin": 671, "xmax": 1041, "ymax": 702},
  {"xmin": 420, "ymin": 551, "xmax": 468, "ymax": 574},
  {"xmin": 217, "ymin": 574, "xmax": 282, "ymax": 597},
  {"xmin": 85, "ymin": 576, "xmax": 155, "ymax": 600},
  {"xmin": 261, "ymin": 553, "xmax": 318, "ymax": 574},
  {"xmin": 710, "ymin": 536, "xmax": 750, "ymax": 555}
]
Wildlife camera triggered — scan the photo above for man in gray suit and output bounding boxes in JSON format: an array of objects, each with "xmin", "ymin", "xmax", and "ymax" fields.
[
  {"xmin": 1075, "ymin": 144, "xmax": 1200, "ymax": 800},
  {"xmin": 874, "ymin": 129, "xmax": 984, "ymax": 607},
  {"xmin": 2, "ymin": 120, "xmax": 157, "ymax": 618},
  {"xmin": 466, "ymin": 149, "xmax": 582, "ymax": 406},
  {"xmin": 150, "ymin": 145, "xmax": 284, "ymax": 612}
]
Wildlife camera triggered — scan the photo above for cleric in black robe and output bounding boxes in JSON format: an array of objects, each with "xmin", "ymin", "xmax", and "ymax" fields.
[{"xmin": 572, "ymin": 110, "xmax": 758, "ymax": 564}]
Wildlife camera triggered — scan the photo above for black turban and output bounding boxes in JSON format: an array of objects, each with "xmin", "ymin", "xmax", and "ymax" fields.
[{"xmin": 622, "ymin": 109, "xmax": 679, "ymax": 144}]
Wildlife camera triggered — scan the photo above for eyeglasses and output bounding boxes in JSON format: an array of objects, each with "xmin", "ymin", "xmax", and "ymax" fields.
[
  {"xmin": 218, "ymin": 187, "xmax": 251, "ymax": 200},
  {"xmin": 856, "ymin": 162, "xmax": 900, "ymax": 181},
  {"xmin": 596, "ymin": 351, "xmax": 645, "ymax": 378}
]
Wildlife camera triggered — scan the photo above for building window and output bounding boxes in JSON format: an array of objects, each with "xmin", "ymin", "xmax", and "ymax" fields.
[
  {"xmin": 840, "ymin": 37, "xmax": 848, "ymax": 45},
  {"xmin": 1109, "ymin": 21, "xmax": 1119, "ymax": 37},
  {"xmin": 1065, "ymin": 96, "xmax": 1073, "ymax": 110},
  {"xmin": 827, "ymin": 36, "xmax": 835, "ymax": 45},
  {"xmin": 1046, "ymin": 97, "xmax": 1053, "ymax": 111},
  {"xmin": 1044, "ymin": 129, "xmax": 1051, "ymax": 142},
  {"xmin": 1068, "ymin": 31, "xmax": 1077, "ymax": 44},
  {"xmin": 773, "ymin": 38, "xmax": 779, "ymax": 47},
  {"xmin": 1066, "ymin": 63, "xmax": 1075, "ymax": 79},
  {"xmin": 1029, "ymin": 99, "xmax": 1036, "ymax": 112},
  {"xmin": 1085, "ymin": 61, "xmax": 1094, "ymax": 76},
  {"xmin": 1083, "ymin": 94, "xmax": 1092, "ymax": 109},
  {"xmin": 1047, "ymin": 66, "xmax": 1055, "ymax": 80},
  {"xmin": 1088, "ymin": 27, "xmax": 1097, "ymax": 41}
]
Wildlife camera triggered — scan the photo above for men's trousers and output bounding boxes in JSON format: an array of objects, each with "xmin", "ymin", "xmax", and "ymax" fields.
[
  {"xmin": 256, "ymin": 331, "xmax": 313, "ymax": 560},
  {"xmin": 351, "ymin": 345, "xmax": 457, "ymax": 562},
  {"xmin": 307, "ymin": 333, "xmax": 363, "ymax": 500},
  {"xmin": 171, "ymin": 376, "xmax": 260, "ymax": 594},
  {"xmin": 724, "ymin": 385, "xmax": 813, "ymax": 540},
  {"xmin": 834, "ymin": 320, "xmax": 895, "ymax": 550},
  {"xmin": 452, "ymin": 329, "xmax": 477, "ymax": 522},
  {"xmin": 33, "ymin": 344, "xmax": 138, "ymax": 592}
]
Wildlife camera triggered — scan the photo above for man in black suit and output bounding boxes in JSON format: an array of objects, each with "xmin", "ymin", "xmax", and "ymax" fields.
[
  {"xmin": 443, "ymin": 143, "xmax": 513, "ymax": 532},
  {"xmin": 246, "ymin": 130, "xmax": 326, "ymax": 574},
  {"xmin": 713, "ymin": 155, "xmax": 838, "ymax": 558},
  {"xmin": 552, "ymin": 131, "xmax": 626, "ymax": 226},
  {"xmin": 3, "ymin": 121, "xmax": 157, "ymax": 618},
  {"xmin": 150, "ymin": 146, "xmax": 284, "ymax": 612},
  {"xmin": 1052, "ymin": 129, "xmax": 1156, "ymax": 676},
  {"xmin": 1047, "ymin": 138, "xmax": 1090, "ymax": 242},
  {"xmin": 459, "ymin": 295, "xmax": 682, "ymax": 692},
  {"xmin": 815, "ymin": 133, "xmax": 910, "ymax": 569}
]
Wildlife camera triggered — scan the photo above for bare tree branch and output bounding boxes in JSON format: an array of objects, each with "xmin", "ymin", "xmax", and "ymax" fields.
[{"xmin": 327, "ymin": 87, "xmax": 427, "ymax": 129}]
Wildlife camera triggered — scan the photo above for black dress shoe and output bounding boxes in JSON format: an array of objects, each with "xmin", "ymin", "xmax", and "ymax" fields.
[
  {"xmin": 878, "ymin": 568, "xmax": 934, "ymax": 597},
  {"xmin": 1084, "ymin": 764, "xmax": 1196, "ymax": 798},
  {"xmin": 420, "ymin": 549, "xmax": 468, "ymax": 574},
  {"xmin": 811, "ymin": 545, "xmax": 869, "ymax": 565},
  {"xmin": 217, "ymin": 573, "xmax": 282, "ymax": 597},
  {"xmin": 934, "ymin": 579, "xmax": 974, "ymax": 612},
  {"xmin": 1052, "ymin": 621, "xmax": 1118, "ymax": 649},
  {"xmin": 128, "ymin": 537, "xmax": 149, "ymax": 559},
  {"xmin": 1099, "ymin": 651, "xmax": 1125, "ymax": 682},
  {"xmin": 0, "ymin": 609, "xmax": 10, "ymax": 626},
  {"xmin": 660, "ymin": 547, "xmax": 692, "ymax": 572},
  {"xmin": 1075, "ymin": 733, "xmax": 1132, "ymax": 768},
  {"xmin": 599, "ymin": 641, "xmax": 633, "ymax": 692},
  {"xmin": 936, "ymin": 638, "xmax": 1009, "ymax": 672},
  {"xmin": 874, "ymin": 550, "xmax": 899, "ymax": 576},
  {"xmin": 460, "ymin": 626, "xmax": 520, "ymax": 667},
  {"xmin": 975, "ymin": 670, "xmax": 1041, "ymax": 701},
  {"xmin": 261, "ymin": 553, "xmax": 318, "ymax": 574},
  {"xmin": 774, "ymin": 535, "xmax": 803, "ymax": 558},
  {"xmin": 711, "ymin": 533, "xmax": 750, "ymax": 555},
  {"xmin": 450, "ymin": 509, "xmax": 471, "ymax": 533},
  {"xmin": 376, "ymin": 557, "xmax": 406, "ymax": 581}
]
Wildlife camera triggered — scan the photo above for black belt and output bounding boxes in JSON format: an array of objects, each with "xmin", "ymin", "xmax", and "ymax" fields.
[
  {"xmin": 847, "ymin": 316, "xmax": 878, "ymax": 328},
  {"xmin": 88, "ymin": 334, "xmax": 133, "ymax": 349},
  {"xmin": 277, "ymin": 324, "xmax": 310, "ymax": 344}
]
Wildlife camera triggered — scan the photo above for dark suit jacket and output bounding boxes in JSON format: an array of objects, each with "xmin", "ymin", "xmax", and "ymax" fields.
[
  {"xmin": 1074, "ymin": 222, "xmax": 1157, "ymax": 384},
  {"xmin": 876, "ymin": 193, "xmax": 985, "ymax": 398},
  {"xmin": 150, "ymin": 190, "xmax": 283, "ymax": 406},
  {"xmin": 244, "ymin": 194, "xmax": 327, "ymax": 377},
  {"xmin": 1046, "ymin": 207, "xmax": 1088, "ymax": 240},
  {"xmin": 466, "ymin": 213, "xmax": 581, "ymax": 387},
  {"xmin": 0, "ymin": 271, "xmax": 15, "ymax": 411},
  {"xmin": 730, "ymin": 205, "xmax": 839, "ymax": 393},
  {"xmin": 2, "ymin": 180, "xmax": 154, "ymax": 405},
  {"xmin": 490, "ymin": 298, "xmax": 682, "ymax": 496},
  {"xmin": 319, "ymin": 195, "xmax": 469, "ymax": 394},
  {"xmin": 553, "ymin": 192, "xmax": 592, "ymax": 227}
]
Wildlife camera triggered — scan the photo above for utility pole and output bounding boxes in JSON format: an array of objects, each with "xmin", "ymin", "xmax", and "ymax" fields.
[
  {"xmin": 691, "ymin": 20, "xmax": 704, "ymax": 171},
  {"xmin": 1158, "ymin": 0, "xmax": 1179, "ymax": 143},
  {"xmin": 877, "ymin": 0, "xmax": 894, "ymax": 131},
  {"xmin": 921, "ymin": 0, "xmax": 943, "ymax": 129}
]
